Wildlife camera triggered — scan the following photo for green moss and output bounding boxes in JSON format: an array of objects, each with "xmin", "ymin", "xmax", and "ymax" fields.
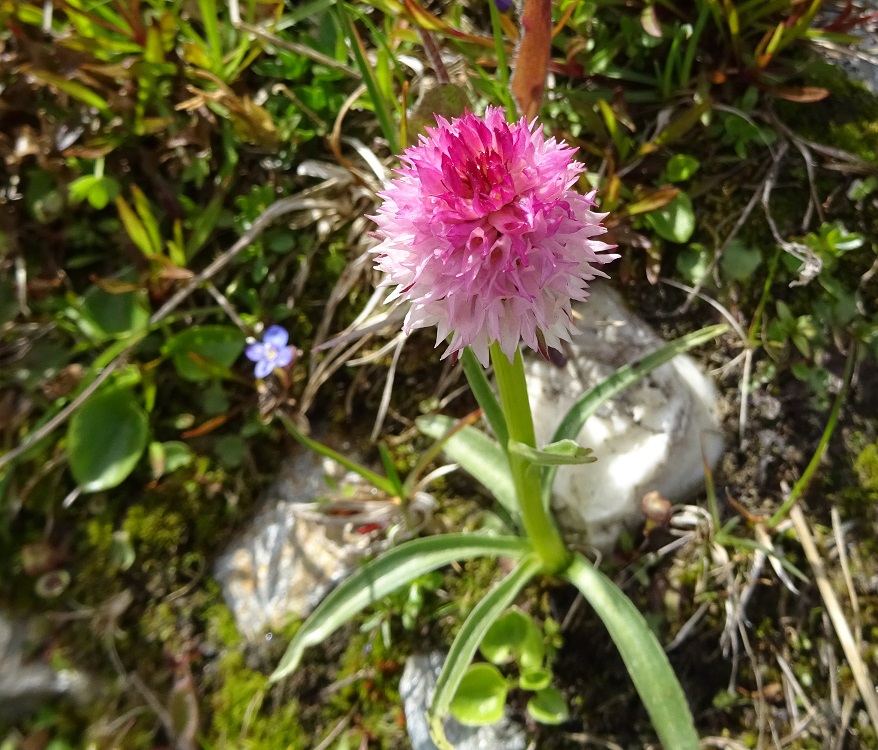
[
  {"xmin": 776, "ymin": 61, "xmax": 878, "ymax": 160},
  {"xmin": 855, "ymin": 442, "xmax": 878, "ymax": 495},
  {"xmin": 207, "ymin": 649, "xmax": 309, "ymax": 750}
]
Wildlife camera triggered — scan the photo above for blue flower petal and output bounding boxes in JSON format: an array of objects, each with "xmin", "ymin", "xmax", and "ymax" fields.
[
  {"xmin": 275, "ymin": 346, "xmax": 295, "ymax": 368},
  {"xmin": 245, "ymin": 343, "xmax": 265, "ymax": 362},
  {"xmin": 263, "ymin": 325, "xmax": 289, "ymax": 348},
  {"xmin": 254, "ymin": 359, "xmax": 274, "ymax": 378}
]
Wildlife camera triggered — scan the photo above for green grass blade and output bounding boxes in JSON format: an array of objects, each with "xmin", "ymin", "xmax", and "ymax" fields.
[
  {"xmin": 564, "ymin": 554, "xmax": 699, "ymax": 749},
  {"xmin": 540, "ymin": 324, "xmax": 727, "ymax": 506},
  {"xmin": 279, "ymin": 415, "xmax": 398, "ymax": 497},
  {"xmin": 270, "ymin": 534, "xmax": 531, "ymax": 682},
  {"xmin": 486, "ymin": 0, "xmax": 515, "ymax": 115},
  {"xmin": 416, "ymin": 414, "xmax": 517, "ymax": 519},
  {"xmin": 197, "ymin": 0, "xmax": 224, "ymax": 72},
  {"xmin": 461, "ymin": 347, "xmax": 508, "ymax": 452},
  {"xmin": 334, "ymin": 3, "xmax": 399, "ymax": 153},
  {"xmin": 428, "ymin": 554, "xmax": 543, "ymax": 749}
]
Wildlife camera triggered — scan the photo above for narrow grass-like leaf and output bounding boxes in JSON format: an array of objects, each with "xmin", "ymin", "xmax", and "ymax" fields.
[
  {"xmin": 461, "ymin": 347, "xmax": 508, "ymax": 451},
  {"xmin": 564, "ymin": 554, "xmax": 699, "ymax": 749},
  {"xmin": 131, "ymin": 186, "xmax": 162, "ymax": 255},
  {"xmin": 416, "ymin": 414, "xmax": 516, "ymax": 518},
  {"xmin": 541, "ymin": 324, "xmax": 727, "ymax": 506},
  {"xmin": 428, "ymin": 554, "xmax": 542, "ymax": 749},
  {"xmin": 680, "ymin": 4, "xmax": 710, "ymax": 87},
  {"xmin": 487, "ymin": 0, "xmax": 515, "ymax": 115},
  {"xmin": 197, "ymin": 0, "xmax": 224, "ymax": 72},
  {"xmin": 270, "ymin": 534, "xmax": 531, "ymax": 683},
  {"xmin": 336, "ymin": 3, "xmax": 399, "ymax": 153},
  {"xmin": 30, "ymin": 71, "xmax": 111, "ymax": 113},
  {"xmin": 767, "ymin": 340, "xmax": 857, "ymax": 528},
  {"xmin": 378, "ymin": 443, "xmax": 405, "ymax": 497},
  {"xmin": 279, "ymin": 415, "xmax": 397, "ymax": 497},
  {"xmin": 116, "ymin": 196, "xmax": 157, "ymax": 258}
]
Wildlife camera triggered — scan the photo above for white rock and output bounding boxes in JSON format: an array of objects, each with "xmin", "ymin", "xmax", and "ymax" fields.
[
  {"xmin": 525, "ymin": 283, "xmax": 724, "ymax": 551},
  {"xmin": 214, "ymin": 449, "xmax": 434, "ymax": 639},
  {"xmin": 400, "ymin": 652, "xmax": 526, "ymax": 750},
  {"xmin": 0, "ymin": 613, "xmax": 94, "ymax": 720}
]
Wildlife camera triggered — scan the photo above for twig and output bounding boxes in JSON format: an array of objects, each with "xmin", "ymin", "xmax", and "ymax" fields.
[
  {"xmin": 790, "ymin": 504, "xmax": 878, "ymax": 734},
  {"xmin": 831, "ymin": 508, "xmax": 862, "ymax": 651},
  {"xmin": 235, "ymin": 21, "xmax": 360, "ymax": 78}
]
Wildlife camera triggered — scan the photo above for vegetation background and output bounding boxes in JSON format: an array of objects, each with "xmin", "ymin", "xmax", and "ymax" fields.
[{"xmin": 2, "ymin": 0, "xmax": 878, "ymax": 747}]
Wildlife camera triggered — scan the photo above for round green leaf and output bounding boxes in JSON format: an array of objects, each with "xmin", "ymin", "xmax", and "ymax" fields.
[
  {"xmin": 645, "ymin": 192, "xmax": 695, "ymax": 243},
  {"xmin": 68, "ymin": 387, "xmax": 148, "ymax": 492},
  {"xmin": 81, "ymin": 284, "xmax": 150, "ymax": 339},
  {"xmin": 480, "ymin": 608, "xmax": 545, "ymax": 669},
  {"xmin": 519, "ymin": 667, "xmax": 552, "ymax": 692},
  {"xmin": 664, "ymin": 154, "xmax": 700, "ymax": 183},
  {"xmin": 163, "ymin": 325, "xmax": 246, "ymax": 382},
  {"xmin": 526, "ymin": 687, "xmax": 569, "ymax": 725},
  {"xmin": 449, "ymin": 663, "xmax": 508, "ymax": 727},
  {"xmin": 721, "ymin": 239, "xmax": 762, "ymax": 281}
]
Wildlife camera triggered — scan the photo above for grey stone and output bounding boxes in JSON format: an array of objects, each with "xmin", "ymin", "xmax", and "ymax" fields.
[
  {"xmin": 820, "ymin": 3, "xmax": 878, "ymax": 94},
  {"xmin": 525, "ymin": 283, "xmax": 724, "ymax": 551},
  {"xmin": 400, "ymin": 652, "xmax": 526, "ymax": 750},
  {"xmin": 0, "ymin": 613, "xmax": 94, "ymax": 721},
  {"xmin": 214, "ymin": 449, "xmax": 434, "ymax": 640}
]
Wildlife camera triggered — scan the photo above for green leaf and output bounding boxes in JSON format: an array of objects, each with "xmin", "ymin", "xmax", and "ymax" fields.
[
  {"xmin": 162, "ymin": 325, "xmax": 246, "ymax": 382},
  {"xmin": 449, "ymin": 663, "xmax": 508, "ymax": 727},
  {"xmin": 526, "ymin": 687, "xmax": 569, "ymax": 724},
  {"xmin": 334, "ymin": 4, "xmax": 398, "ymax": 153},
  {"xmin": 116, "ymin": 196, "xmax": 158, "ymax": 257},
  {"xmin": 30, "ymin": 70, "xmax": 110, "ymax": 113},
  {"xmin": 81, "ymin": 285, "xmax": 150, "ymax": 339},
  {"xmin": 664, "ymin": 154, "xmax": 700, "ymax": 183},
  {"xmin": 270, "ymin": 534, "xmax": 531, "ymax": 683},
  {"xmin": 541, "ymin": 324, "xmax": 727, "ymax": 508},
  {"xmin": 509, "ymin": 439, "xmax": 596, "ymax": 467},
  {"xmin": 480, "ymin": 608, "xmax": 545, "ymax": 669},
  {"xmin": 564, "ymin": 554, "xmax": 699, "ymax": 748},
  {"xmin": 519, "ymin": 667, "xmax": 552, "ymax": 692},
  {"xmin": 721, "ymin": 239, "xmax": 762, "ymax": 281},
  {"xmin": 68, "ymin": 387, "xmax": 149, "ymax": 493},
  {"xmin": 131, "ymin": 186, "xmax": 162, "ymax": 257},
  {"xmin": 645, "ymin": 192, "xmax": 695, "ymax": 243},
  {"xmin": 415, "ymin": 415, "xmax": 516, "ymax": 518},
  {"xmin": 148, "ymin": 440, "xmax": 194, "ymax": 478},
  {"xmin": 428, "ymin": 555, "xmax": 543, "ymax": 749},
  {"xmin": 676, "ymin": 245, "xmax": 711, "ymax": 285},
  {"xmin": 85, "ymin": 176, "xmax": 120, "ymax": 210}
]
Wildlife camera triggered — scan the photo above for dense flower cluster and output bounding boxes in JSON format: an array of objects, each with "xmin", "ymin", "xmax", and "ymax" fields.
[{"xmin": 370, "ymin": 106, "xmax": 616, "ymax": 366}]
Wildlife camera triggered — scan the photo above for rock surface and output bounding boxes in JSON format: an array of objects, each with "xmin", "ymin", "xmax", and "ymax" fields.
[
  {"xmin": 821, "ymin": 2, "xmax": 878, "ymax": 94},
  {"xmin": 214, "ymin": 449, "xmax": 433, "ymax": 639},
  {"xmin": 526, "ymin": 283, "xmax": 724, "ymax": 551},
  {"xmin": 0, "ymin": 613, "xmax": 94, "ymax": 721},
  {"xmin": 400, "ymin": 652, "xmax": 526, "ymax": 750}
]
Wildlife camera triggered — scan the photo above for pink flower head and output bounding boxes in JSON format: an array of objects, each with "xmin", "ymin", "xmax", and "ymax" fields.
[{"xmin": 370, "ymin": 106, "xmax": 616, "ymax": 366}]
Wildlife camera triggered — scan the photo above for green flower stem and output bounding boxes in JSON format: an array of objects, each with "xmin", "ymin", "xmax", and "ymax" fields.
[{"xmin": 490, "ymin": 343, "xmax": 570, "ymax": 573}]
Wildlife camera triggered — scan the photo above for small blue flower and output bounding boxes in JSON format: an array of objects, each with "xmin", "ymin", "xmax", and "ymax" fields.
[
  {"xmin": 493, "ymin": 0, "xmax": 513, "ymax": 12},
  {"xmin": 245, "ymin": 325, "xmax": 298, "ymax": 378}
]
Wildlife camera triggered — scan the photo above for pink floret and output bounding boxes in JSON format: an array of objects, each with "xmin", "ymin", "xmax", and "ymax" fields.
[{"xmin": 370, "ymin": 106, "xmax": 617, "ymax": 366}]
